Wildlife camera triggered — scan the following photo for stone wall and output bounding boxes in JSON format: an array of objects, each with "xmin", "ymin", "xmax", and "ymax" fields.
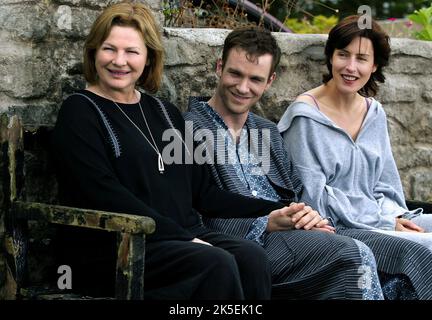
[{"xmin": 1, "ymin": 0, "xmax": 432, "ymax": 201}]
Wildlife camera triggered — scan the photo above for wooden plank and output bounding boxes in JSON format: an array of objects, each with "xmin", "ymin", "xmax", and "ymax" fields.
[
  {"xmin": 115, "ymin": 232, "xmax": 146, "ymax": 300},
  {"xmin": 0, "ymin": 114, "xmax": 24, "ymax": 299},
  {"xmin": 13, "ymin": 201, "xmax": 155, "ymax": 235}
]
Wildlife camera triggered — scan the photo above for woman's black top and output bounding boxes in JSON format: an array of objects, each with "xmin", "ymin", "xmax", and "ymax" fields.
[{"xmin": 52, "ymin": 90, "xmax": 283, "ymax": 242}]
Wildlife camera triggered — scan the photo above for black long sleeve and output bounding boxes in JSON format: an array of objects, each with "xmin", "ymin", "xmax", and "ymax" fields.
[
  {"xmin": 52, "ymin": 93, "xmax": 194, "ymax": 241},
  {"xmin": 52, "ymin": 91, "xmax": 284, "ymax": 243}
]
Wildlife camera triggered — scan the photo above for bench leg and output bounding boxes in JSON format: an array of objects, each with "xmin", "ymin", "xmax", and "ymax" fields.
[{"xmin": 115, "ymin": 232, "xmax": 145, "ymax": 300}]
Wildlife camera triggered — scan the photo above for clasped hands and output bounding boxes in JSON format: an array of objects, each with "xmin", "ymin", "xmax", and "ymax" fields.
[{"xmin": 267, "ymin": 202, "xmax": 335, "ymax": 233}]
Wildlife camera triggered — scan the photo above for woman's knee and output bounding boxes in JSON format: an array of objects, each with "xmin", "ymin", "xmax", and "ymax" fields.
[
  {"xmin": 198, "ymin": 245, "xmax": 239, "ymax": 269},
  {"xmin": 235, "ymin": 240, "xmax": 267, "ymax": 259},
  {"xmin": 229, "ymin": 242, "xmax": 271, "ymax": 290},
  {"xmin": 232, "ymin": 240, "xmax": 269, "ymax": 268},
  {"xmin": 186, "ymin": 246, "xmax": 245, "ymax": 299}
]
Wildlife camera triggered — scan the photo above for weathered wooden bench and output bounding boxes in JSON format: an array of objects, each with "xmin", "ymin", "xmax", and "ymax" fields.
[
  {"xmin": 0, "ymin": 113, "xmax": 155, "ymax": 300},
  {"xmin": 1, "ymin": 111, "xmax": 431, "ymax": 301}
]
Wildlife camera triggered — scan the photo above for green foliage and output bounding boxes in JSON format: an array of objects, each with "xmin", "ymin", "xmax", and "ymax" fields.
[
  {"xmin": 284, "ymin": 15, "xmax": 338, "ymax": 34},
  {"xmin": 161, "ymin": 0, "xmax": 256, "ymax": 29},
  {"xmin": 408, "ymin": 5, "xmax": 432, "ymax": 41},
  {"xmin": 162, "ymin": 1, "xmax": 180, "ymax": 20},
  {"xmin": 287, "ymin": 0, "xmax": 430, "ymax": 20}
]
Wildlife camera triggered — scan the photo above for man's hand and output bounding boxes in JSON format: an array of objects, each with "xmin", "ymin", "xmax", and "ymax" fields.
[
  {"xmin": 266, "ymin": 205, "xmax": 297, "ymax": 231},
  {"xmin": 395, "ymin": 218, "xmax": 425, "ymax": 233},
  {"xmin": 290, "ymin": 203, "xmax": 332, "ymax": 231},
  {"xmin": 267, "ymin": 202, "xmax": 334, "ymax": 233},
  {"xmin": 191, "ymin": 238, "xmax": 213, "ymax": 246},
  {"xmin": 311, "ymin": 225, "xmax": 336, "ymax": 233}
]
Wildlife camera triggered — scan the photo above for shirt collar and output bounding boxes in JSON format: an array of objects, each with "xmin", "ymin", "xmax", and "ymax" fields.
[{"xmin": 201, "ymin": 101, "xmax": 250, "ymax": 144}]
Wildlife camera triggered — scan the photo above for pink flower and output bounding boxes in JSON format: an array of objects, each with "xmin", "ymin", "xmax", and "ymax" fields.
[
  {"xmin": 405, "ymin": 21, "xmax": 413, "ymax": 28},
  {"xmin": 387, "ymin": 17, "xmax": 397, "ymax": 21}
]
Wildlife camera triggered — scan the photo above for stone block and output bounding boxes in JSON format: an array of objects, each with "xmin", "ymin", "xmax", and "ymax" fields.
[
  {"xmin": 8, "ymin": 103, "xmax": 59, "ymax": 128},
  {"xmin": 391, "ymin": 38, "xmax": 432, "ymax": 59},
  {"xmin": 0, "ymin": 3, "xmax": 49, "ymax": 42},
  {"xmin": 424, "ymin": 91, "xmax": 432, "ymax": 103},
  {"xmin": 388, "ymin": 55, "xmax": 431, "ymax": 75},
  {"xmin": 163, "ymin": 36, "xmax": 217, "ymax": 67},
  {"xmin": 51, "ymin": 6, "xmax": 99, "ymax": 40},
  {"xmin": 410, "ymin": 170, "xmax": 432, "ymax": 201},
  {"xmin": 393, "ymin": 145, "xmax": 432, "ymax": 171},
  {"xmin": 378, "ymin": 75, "xmax": 419, "ymax": 103},
  {"xmin": 275, "ymin": 33, "xmax": 327, "ymax": 55},
  {"xmin": 52, "ymin": 0, "xmax": 118, "ymax": 8},
  {"xmin": 0, "ymin": 41, "xmax": 39, "ymax": 98}
]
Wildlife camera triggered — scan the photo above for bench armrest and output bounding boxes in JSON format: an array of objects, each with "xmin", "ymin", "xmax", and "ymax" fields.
[
  {"xmin": 12, "ymin": 200, "xmax": 155, "ymax": 235},
  {"xmin": 11, "ymin": 200, "xmax": 153, "ymax": 299}
]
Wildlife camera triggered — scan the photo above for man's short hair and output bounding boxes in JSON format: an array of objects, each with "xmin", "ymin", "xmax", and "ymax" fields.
[{"xmin": 222, "ymin": 27, "xmax": 281, "ymax": 77}]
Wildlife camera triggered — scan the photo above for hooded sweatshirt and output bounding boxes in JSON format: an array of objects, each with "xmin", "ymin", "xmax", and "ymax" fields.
[{"xmin": 278, "ymin": 98, "xmax": 422, "ymax": 230}]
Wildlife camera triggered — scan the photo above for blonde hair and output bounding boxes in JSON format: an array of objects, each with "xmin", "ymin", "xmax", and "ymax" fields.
[{"xmin": 83, "ymin": 2, "xmax": 164, "ymax": 93}]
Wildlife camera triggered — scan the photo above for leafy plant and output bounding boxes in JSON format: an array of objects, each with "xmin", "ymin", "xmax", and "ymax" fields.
[
  {"xmin": 162, "ymin": 0, "xmax": 260, "ymax": 29},
  {"xmin": 284, "ymin": 15, "xmax": 338, "ymax": 34},
  {"xmin": 408, "ymin": 5, "xmax": 432, "ymax": 41}
]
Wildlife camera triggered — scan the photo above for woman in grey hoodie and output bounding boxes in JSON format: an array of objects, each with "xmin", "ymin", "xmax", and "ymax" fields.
[{"xmin": 279, "ymin": 15, "xmax": 432, "ymax": 299}]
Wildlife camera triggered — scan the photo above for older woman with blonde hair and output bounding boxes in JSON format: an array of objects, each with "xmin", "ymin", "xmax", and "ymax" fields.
[{"xmin": 52, "ymin": 1, "xmax": 295, "ymax": 299}]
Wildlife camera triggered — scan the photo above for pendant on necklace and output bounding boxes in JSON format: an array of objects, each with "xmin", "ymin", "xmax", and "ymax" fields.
[{"xmin": 158, "ymin": 153, "xmax": 165, "ymax": 174}]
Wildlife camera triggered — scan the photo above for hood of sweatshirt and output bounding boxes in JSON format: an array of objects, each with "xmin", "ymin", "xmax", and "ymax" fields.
[{"xmin": 277, "ymin": 98, "xmax": 381, "ymax": 140}]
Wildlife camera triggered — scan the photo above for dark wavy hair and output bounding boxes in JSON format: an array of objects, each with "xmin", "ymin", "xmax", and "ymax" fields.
[
  {"xmin": 323, "ymin": 15, "xmax": 391, "ymax": 97},
  {"xmin": 221, "ymin": 27, "xmax": 281, "ymax": 78}
]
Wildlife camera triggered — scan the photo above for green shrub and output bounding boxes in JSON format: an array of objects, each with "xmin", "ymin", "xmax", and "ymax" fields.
[
  {"xmin": 408, "ymin": 5, "xmax": 432, "ymax": 41},
  {"xmin": 284, "ymin": 15, "xmax": 338, "ymax": 34}
]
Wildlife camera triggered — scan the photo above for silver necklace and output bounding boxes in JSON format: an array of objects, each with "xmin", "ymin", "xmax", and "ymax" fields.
[{"xmin": 112, "ymin": 98, "xmax": 165, "ymax": 174}]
